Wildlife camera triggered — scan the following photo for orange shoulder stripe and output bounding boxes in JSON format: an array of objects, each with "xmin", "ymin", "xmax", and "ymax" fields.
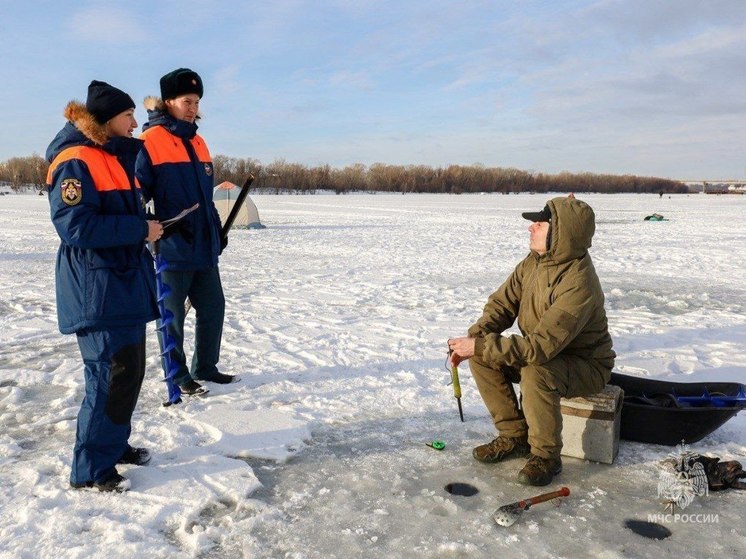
[
  {"xmin": 140, "ymin": 126, "xmax": 211, "ymax": 165},
  {"xmin": 191, "ymin": 134, "xmax": 212, "ymax": 162},
  {"xmin": 140, "ymin": 127, "xmax": 190, "ymax": 165},
  {"xmin": 46, "ymin": 146, "xmax": 132, "ymax": 192}
]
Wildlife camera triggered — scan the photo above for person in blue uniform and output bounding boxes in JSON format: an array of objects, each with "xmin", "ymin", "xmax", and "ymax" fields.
[
  {"xmin": 136, "ymin": 68, "xmax": 237, "ymax": 396},
  {"xmin": 46, "ymin": 80, "xmax": 163, "ymax": 492}
]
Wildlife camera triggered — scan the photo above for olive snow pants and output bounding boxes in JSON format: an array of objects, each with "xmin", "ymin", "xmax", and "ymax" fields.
[{"xmin": 469, "ymin": 355, "xmax": 610, "ymax": 459}]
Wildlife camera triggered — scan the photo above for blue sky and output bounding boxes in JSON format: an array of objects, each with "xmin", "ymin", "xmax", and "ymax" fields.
[{"xmin": 3, "ymin": 0, "xmax": 745, "ymax": 178}]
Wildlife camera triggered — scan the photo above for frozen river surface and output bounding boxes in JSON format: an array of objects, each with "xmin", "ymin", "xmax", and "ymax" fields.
[{"xmin": 1, "ymin": 192, "xmax": 745, "ymax": 558}]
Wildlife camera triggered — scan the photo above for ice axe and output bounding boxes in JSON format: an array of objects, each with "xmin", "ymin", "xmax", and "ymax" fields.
[{"xmin": 493, "ymin": 486, "xmax": 570, "ymax": 527}]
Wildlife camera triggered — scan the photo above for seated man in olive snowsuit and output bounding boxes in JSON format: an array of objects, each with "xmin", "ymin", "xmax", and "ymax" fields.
[{"xmin": 448, "ymin": 196, "xmax": 615, "ymax": 486}]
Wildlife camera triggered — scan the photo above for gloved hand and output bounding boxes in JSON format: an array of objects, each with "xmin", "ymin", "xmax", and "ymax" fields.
[
  {"xmin": 219, "ymin": 235, "xmax": 228, "ymax": 255},
  {"xmin": 160, "ymin": 224, "xmax": 176, "ymax": 240},
  {"xmin": 181, "ymin": 223, "xmax": 195, "ymax": 244},
  {"xmin": 161, "ymin": 222, "xmax": 194, "ymax": 244}
]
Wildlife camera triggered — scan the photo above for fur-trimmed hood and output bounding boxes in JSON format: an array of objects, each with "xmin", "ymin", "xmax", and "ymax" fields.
[
  {"xmin": 141, "ymin": 96, "xmax": 201, "ymax": 138},
  {"xmin": 143, "ymin": 95, "xmax": 202, "ymax": 119},
  {"xmin": 143, "ymin": 95, "xmax": 166, "ymax": 113},
  {"xmin": 46, "ymin": 100, "xmax": 141, "ymax": 163},
  {"xmin": 66, "ymin": 100, "xmax": 109, "ymax": 145}
]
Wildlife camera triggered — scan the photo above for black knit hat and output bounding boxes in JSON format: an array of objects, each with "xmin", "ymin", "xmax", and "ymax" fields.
[
  {"xmin": 86, "ymin": 80, "xmax": 135, "ymax": 124},
  {"xmin": 160, "ymin": 68, "xmax": 204, "ymax": 100}
]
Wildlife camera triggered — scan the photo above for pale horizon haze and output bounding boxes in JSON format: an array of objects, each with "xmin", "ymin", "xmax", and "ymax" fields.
[{"xmin": 3, "ymin": 0, "xmax": 746, "ymax": 180}]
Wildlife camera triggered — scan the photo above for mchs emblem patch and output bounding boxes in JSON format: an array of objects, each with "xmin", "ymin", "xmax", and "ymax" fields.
[{"xmin": 61, "ymin": 178, "xmax": 82, "ymax": 206}]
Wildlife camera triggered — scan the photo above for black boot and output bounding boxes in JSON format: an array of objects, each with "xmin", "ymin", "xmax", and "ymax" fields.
[
  {"xmin": 179, "ymin": 379, "xmax": 209, "ymax": 395},
  {"xmin": 118, "ymin": 446, "xmax": 151, "ymax": 466},
  {"xmin": 199, "ymin": 372, "xmax": 239, "ymax": 385},
  {"xmin": 71, "ymin": 470, "xmax": 131, "ymax": 493}
]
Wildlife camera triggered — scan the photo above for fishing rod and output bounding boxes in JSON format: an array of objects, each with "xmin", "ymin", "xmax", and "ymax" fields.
[{"xmin": 447, "ymin": 348, "xmax": 464, "ymax": 422}]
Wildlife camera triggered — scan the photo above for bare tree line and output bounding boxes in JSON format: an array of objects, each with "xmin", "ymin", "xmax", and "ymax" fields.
[
  {"xmin": 1, "ymin": 154, "xmax": 687, "ymax": 194},
  {"xmin": 0, "ymin": 155, "xmax": 48, "ymax": 190},
  {"xmin": 212, "ymin": 156, "xmax": 687, "ymax": 194}
]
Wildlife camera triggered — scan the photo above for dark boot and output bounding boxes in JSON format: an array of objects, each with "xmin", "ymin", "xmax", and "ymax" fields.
[
  {"xmin": 199, "ymin": 372, "xmax": 239, "ymax": 385},
  {"xmin": 70, "ymin": 470, "xmax": 131, "ymax": 493},
  {"xmin": 473, "ymin": 435, "xmax": 530, "ymax": 463},
  {"xmin": 94, "ymin": 472, "xmax": 131, "ymax": 492},
  {"xmin": 117, "ymin": 446, "xmax": 151, "ymax": 466},
  {"xmin": 179, "ymin": 379, "xmax": 209, "ymax": 395},
  {"xmin": 518, "ymin": 453, "xmax": 562, "ymax": 486}
]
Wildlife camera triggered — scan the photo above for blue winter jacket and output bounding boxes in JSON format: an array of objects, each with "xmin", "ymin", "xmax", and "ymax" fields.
[
  {"xmin": 135, "ymin": 101, "xmax": 221, "ymax": 271},
  {"xmin": 46, "ymin": 102, "xmax": 159, "ymax": 334}
]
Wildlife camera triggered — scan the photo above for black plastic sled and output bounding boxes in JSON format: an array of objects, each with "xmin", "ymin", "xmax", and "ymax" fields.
[{"xmin": 610, "ymin": 372, "xmax": 746, "ymax": 445}]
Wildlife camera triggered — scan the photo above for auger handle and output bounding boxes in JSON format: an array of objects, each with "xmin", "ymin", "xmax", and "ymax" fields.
[{"xmin": 220, "ymin": 175, "xmax": 254, "ymax": 238}]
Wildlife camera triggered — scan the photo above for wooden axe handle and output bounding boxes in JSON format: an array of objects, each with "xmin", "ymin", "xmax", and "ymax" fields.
[{"xmin": 520, "ymin": 486, "xmax": 570, "ymax": 508}]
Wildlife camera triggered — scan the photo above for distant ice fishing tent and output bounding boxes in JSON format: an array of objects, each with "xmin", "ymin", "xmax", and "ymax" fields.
[{"xmin": 213, "ymin": 181, "xmax": 266, "ymax": 229}]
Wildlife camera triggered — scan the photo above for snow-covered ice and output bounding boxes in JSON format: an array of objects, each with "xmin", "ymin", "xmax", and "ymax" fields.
[{"xmin": 1, "ymin": 192, "xmax": 745, "ymax": 558}]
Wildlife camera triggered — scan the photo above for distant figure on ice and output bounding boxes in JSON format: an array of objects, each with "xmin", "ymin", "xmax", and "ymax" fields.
[
  {"xmin": 46, "ymin": 80, "xmax": 163, "ymax": 492},
  {"xmin": 136, "ymin": 68, "xmax": 237, "ymax": 397},
  {"xmin": 448, "ymin": 196, "xmax": 615, "ymax": 486}
]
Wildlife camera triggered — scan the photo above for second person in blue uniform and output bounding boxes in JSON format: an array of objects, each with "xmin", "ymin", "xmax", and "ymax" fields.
[{"xmin": 136, "ymin": 68, "xmax": 237, "ymax": 395}]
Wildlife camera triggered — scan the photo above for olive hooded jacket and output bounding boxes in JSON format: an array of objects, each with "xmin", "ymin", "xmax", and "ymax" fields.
[{"xmin": 468, "ymin": 196, "xmax": 615, "ymax": 372}]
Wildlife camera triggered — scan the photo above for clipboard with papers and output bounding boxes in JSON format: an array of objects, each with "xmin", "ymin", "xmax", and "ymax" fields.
[{"xmin": 161, "ymin": 203, "xmax": 199, "ymax": 228}]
